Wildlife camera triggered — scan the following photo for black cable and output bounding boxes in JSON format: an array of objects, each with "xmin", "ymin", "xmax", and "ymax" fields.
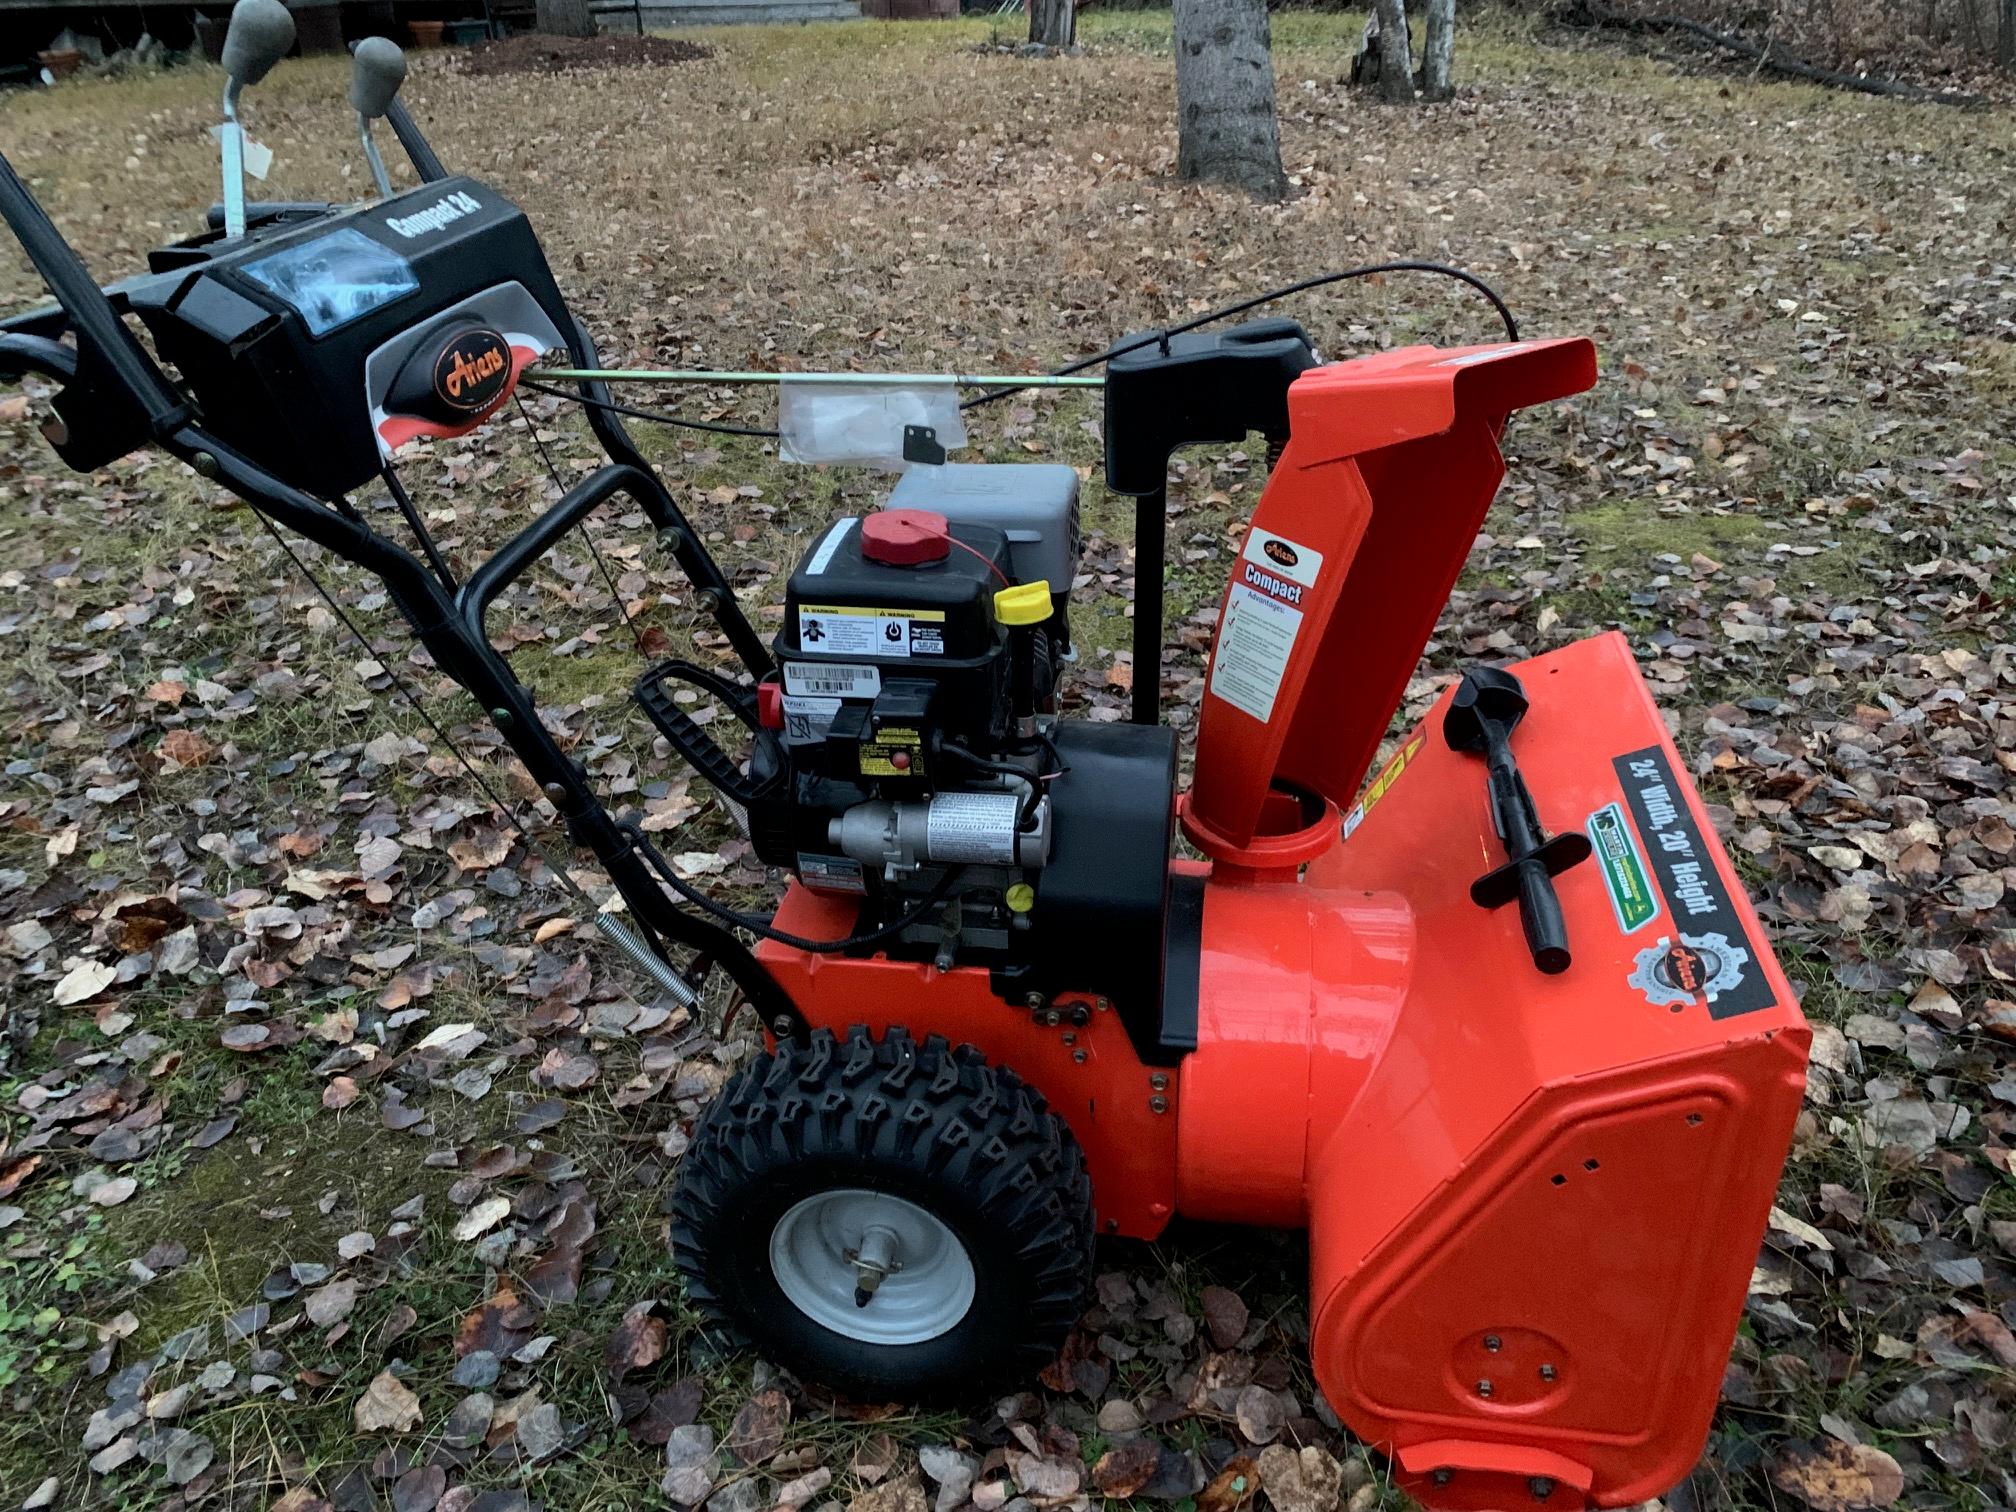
[
  {"xmin": 630, "ymin": 824, "xmax": 965, "ymax": 954},
  {"xmin": 513, "ymin": 391, "xmax": 646, "ymax": 654},
  {"xmin": 380, "ymin": 465, "xmax": 457, "ymax": 592},
  {"xmin": 959, "ymin": 259, "xmax": 1520, "ymax": 411},
  {"xmin": 520, "ymin": 378, "xmax": 783, "ymax": 439},
  {"xmin": 940, "ymin": 740, "xmax": 1043, "ymax": 828}
]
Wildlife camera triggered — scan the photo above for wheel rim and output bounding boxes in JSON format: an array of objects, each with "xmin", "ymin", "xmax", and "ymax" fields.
[{"xmin": 768, "ymin": 1188, "xmax": 976, "ymax": 1345}]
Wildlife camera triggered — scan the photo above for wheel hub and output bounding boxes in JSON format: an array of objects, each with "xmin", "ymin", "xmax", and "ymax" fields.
[{"xmin": 768, "ymin": 1189, "xmax": 975, "ymax": 1345}]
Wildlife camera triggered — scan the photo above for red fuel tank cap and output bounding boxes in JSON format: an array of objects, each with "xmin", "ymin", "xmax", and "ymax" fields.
[{"xmin": 861, "ymin": 508, "xmax": 951, "ymax": 566}]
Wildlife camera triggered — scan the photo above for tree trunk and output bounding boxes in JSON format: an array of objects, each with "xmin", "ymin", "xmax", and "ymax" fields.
[
  {"xmin": 536, "ymin": 0, "xmax": 597, "ymax": 38},
  {"xmin": 1173, "ymin": 0, "xmax": 1288, "ymax": 201},
  {"xmin": 2001, "ymin": 0, "xmax": 2015, "ymax": 68},
  {"xmin": 1029, "ymin": 0, "xmax": 1074, "ymax": 48},
  {"xmin": 1374, "ymin": 0, "xmax": 1416, "ymax": 103},
  {"xmin": 1419, "ymin": 0, "xmax": 1454, "ymax": 99}
]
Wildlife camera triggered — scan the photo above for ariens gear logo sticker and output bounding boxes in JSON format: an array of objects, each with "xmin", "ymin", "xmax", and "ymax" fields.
[{"xmin": 1629, "ymin": 931, "xmax": 1751, "ymax": 1010}]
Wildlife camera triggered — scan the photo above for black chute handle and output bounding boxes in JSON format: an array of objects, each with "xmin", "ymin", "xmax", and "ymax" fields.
[{"xmin": 1445, "ymin": 666, "xmax": 1591, "ymax": 975}]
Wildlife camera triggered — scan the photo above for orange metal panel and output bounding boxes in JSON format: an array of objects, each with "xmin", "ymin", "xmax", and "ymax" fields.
[
  {"xmin": 755, "ymin": 885, "xmax": 1182, "ymax": 1241},
  {"xmin": 1288, "ymin": 633, "xmax": 1807, "ymax": 1508}
]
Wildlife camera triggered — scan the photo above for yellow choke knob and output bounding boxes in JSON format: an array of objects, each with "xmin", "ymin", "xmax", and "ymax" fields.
[
  {"xmin": 1005, "ymin": 882, "xmax": 1036, "ymax": 913},
  {"xmin": 993, "ymin": 580, "xmax": 1052, "ymax": 627}
]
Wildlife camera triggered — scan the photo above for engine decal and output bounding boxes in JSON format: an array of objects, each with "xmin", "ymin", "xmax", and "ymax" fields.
[
  {"xmin": 1613, "ymin": 746, "xmax": 1775, "ymax": 1018},
  {"xmin": 797, "ymin": 604, "xmax": 945, "ymax": 659},
  {"xmin": 802, "ymin": 517, "xmax": 857, "ymax": 576},
  {"xmin": 1586, "ymin": 801, "xmax": 1660, "ymax": 933},
  {"xmin": 782, "ymin": 661, "xmax": 880, "ymax": 698}
]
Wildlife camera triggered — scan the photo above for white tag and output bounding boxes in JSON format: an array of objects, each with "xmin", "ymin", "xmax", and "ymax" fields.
[
  {"xmin": 1209, "ymin": 581, "xmax": 1304, "ymax": 724},
  {"xmin": 781, "ymin": 694, "xmax": 841, "ymax": 741},
  {"xmin": 210, "ymin": 125, "xmax": 273, "ymax": 181},
  {"xmin": 782, "ymin": 661, "xmax": 881, "ymax": 698}
]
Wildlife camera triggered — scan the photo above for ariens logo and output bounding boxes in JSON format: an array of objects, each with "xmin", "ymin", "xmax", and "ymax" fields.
[
  {"xmin": 385, "ymin": 189, "xmax": 482, "ymax": 240},
  {"xmin": 432, "ymin": 329, "xmax": 511, "ymax": 412},
  {"xmin": 1262, "ymin": 539, "xmax": 1300, "ymax": 568}
]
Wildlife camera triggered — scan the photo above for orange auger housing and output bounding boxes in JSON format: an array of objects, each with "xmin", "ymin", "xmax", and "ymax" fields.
[{"xmin": 763, "ymin": 339, "xmax": 1809, "ymax": 1511}]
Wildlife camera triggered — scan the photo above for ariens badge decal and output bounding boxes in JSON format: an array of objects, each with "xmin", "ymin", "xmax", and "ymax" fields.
[{"xmin": 1629, "ymin": 932, "xmax": 1751, "ymax": 1011}]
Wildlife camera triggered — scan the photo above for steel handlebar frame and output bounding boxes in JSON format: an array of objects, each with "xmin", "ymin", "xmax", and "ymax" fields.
[{"xmin": 0, "ymin": 145, "xmax": 809, "ymax": 1035}]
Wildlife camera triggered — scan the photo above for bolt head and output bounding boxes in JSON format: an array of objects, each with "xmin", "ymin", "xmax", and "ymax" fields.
[
  {"xmin": 191, "ymin": 450, "xmax": 220, "ymax": 478},
  {"xmin": 1072, "ymin": 1049, "xmax": 1088, "ymax": 1063},
  {"xmin": 1149, "ymin": 1072, "xmax": 1169, "ymax": 1091},
  {"xmin": 1528, "ymin": 1477, "xmax": 1555, "ymax": 1501},
  {"xmin": 1484, "ymin": 1334, "xmax": 1502, "ymax": 1352},
  {"xmin": 770, "ymin": 1015, "xmax": 793, "ymax": 1036},
  {"xmin": 1475, "ymin": 1378, "xmax": 1493, "ymax": 1397},
  {"xmin": 1431, "ymin": 1469, "xmax": 1453, "ymax": 1487},
  {"xmin": 542, "ymin": 781, "xmax": 567, "ymax": 801},
  {"xmin": 1023, "ymin": 991, "xmax": 1045, "ymax": 1009},
  {"xmin": 1148, "ymin": 1094, "xmax": 1168, "ymax": 1115},
  {"xmin": 1539, "ymin": 1363, "xmax": 1557, "ymax": 1382}
]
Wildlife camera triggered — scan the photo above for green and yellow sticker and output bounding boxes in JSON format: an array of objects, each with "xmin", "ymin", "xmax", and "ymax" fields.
[{"xmin": 1587, "ymin": 802, "xmax": 1659, "ymax": 934}]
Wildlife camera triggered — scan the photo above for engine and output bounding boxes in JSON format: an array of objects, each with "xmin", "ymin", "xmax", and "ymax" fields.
[{"xmin": 741, "ymin": 462, "xmax": 1086, "ymax": 968}]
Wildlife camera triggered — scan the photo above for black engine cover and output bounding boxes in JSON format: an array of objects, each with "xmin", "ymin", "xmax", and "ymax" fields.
[{"xmin": 1026, "ymin": 720, "xmax": 1187, "ymax": 1063}]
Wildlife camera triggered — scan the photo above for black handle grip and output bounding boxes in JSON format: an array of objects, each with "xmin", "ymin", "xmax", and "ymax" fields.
[
  {"xmin": 1517, "ymin": 861, "xmax": 1572, "ymax": 976},
  {"xmin": 634, "ymin": 660, "xmax": 777, "ymax": 809}
]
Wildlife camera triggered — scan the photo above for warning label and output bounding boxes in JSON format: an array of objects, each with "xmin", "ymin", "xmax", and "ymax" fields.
[
  {"xmin": 1209, "ymin": 582, "xmax": 1303, "ymax": 723},
  {"xmin": 797, "ymin": 605, "xmax": 946, "ymax": 659},
  {"xmin": 924, "ymin": 792, "xmax": 1021, "ymax": 865}
]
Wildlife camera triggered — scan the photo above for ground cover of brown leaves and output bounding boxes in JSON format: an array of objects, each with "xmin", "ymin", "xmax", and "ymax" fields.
[
  {"xmin": 0, "ymin": 10, "xmax": 2012, "ymax": 1512},
  {"xmin": 454, "ymin": 34, "xmax": 712, "ymax": 79}
]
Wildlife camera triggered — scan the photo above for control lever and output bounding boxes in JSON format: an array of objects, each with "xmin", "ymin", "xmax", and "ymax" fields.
[
  {"xmin": 217, "ymin": 0, "xmax": 296, "ymax": 239},
  {"xmin": 348, "ymin": 38, "xmax": 408, "ymax": 199},
  {"xmin": 1443, "ymin": 665, "xmax": 1592, "ymax": 975}
]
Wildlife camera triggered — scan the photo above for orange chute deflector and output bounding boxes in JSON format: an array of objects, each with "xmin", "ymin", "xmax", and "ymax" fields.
[{"xmin": 1182, "ymin": 338, "xmax": 1598, "ymax": 860}]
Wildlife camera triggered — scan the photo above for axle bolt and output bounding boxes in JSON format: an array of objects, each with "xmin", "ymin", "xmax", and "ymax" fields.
[
  {"xmin": 770, "ymin": 1015, "xmax": 794, "ymax": 1037},
  {"xmin": 657, "ymin": 526, "xmax": 687, "ymax": 553},
  {"xmin": 1149, "ymin": 1073, "xmax": 1169, "ymax": 1091},
  {"xmin": 1476, "ymin": 1379, "xmax": 1493, "ymax": 1398},
  {"xmin": 1149, "ymin": 1095, "xmax": 1168, "ymax": 1115},
  {"xmin": 1068, "ymin": 1003, "xmax": 1090, "ymax": 1027},
  {"xmin": 1484, "ymin": 1335, "xmax": 1502, "ymax": 1352},
  {"xmin": 1529, "ymin": 1477, "xmax": 1555, "ymax": 1501},
  {"xmin": 1540, "ymin": 1363, "xmax": 1557, "ymax": 1382}
]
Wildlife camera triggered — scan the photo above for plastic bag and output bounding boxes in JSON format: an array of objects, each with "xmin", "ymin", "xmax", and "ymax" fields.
[{"xmin": 778, "ymin": 380, "xmax": 967, "ymax": 471}]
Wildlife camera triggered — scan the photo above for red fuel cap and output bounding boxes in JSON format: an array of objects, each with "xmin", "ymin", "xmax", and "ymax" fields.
[{"xmin": 860, "ymin": 508, "xmax": 951, "ymax": 566}]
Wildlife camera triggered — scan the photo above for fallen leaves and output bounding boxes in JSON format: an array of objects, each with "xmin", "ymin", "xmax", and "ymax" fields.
[
  {"xmin": 1769, "ymin": 1439, "xmax": 1907, "ymax": 1511},
  {"xmin": 353, "ymin": 1369, "xmax": 424, "ymax": 1434}
]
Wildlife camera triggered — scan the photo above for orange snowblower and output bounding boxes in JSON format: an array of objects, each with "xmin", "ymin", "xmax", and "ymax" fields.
[{"xmin": 0, "ymin": 9, "xmax": 1805, "ymax": 1506}]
